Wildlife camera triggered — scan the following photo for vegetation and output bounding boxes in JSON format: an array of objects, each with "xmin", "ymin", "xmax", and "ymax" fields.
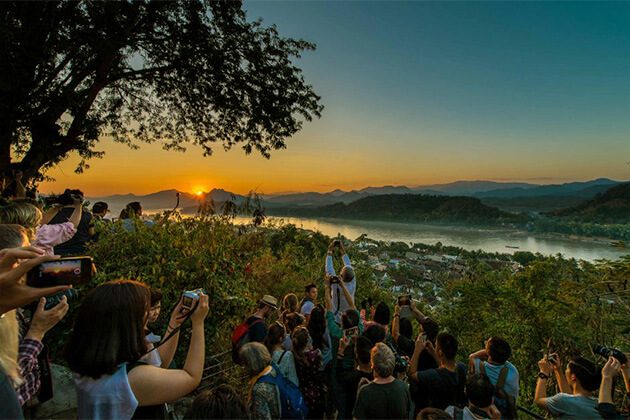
[
  {"xmin": 547, "ymin": 182, "xmax": 630, "ymax": 224},
  {"xmin": 0, "ymin": 1, "xmax": 322, "ymax": 184}
]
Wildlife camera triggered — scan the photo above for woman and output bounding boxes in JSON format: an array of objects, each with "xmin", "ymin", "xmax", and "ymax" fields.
[
  {"xmin": 65, "ymin": 280, "xmax": 208, "ymax": 419},
  {"xmin": 282, "ymin": 312, "xmax": 305, "ymax": 351},
  {"xmin": 240, "ymin": 342, "xmax": 282, "ymax": 420},
  {"xmin": 265, "ymin": 323, "xmax": 299, "ymax": 386},
  {"xmin": 293, "ymin": 326, "xmax": 325, "ymax": 419},
  {"xmin": 185, "ymin": 384, "xmax": 249, "ymax": 419},
  {"xmin": 307, "ymin": 305, "xmax": 332, "ymax": 368},
  {"xmin": 141, "ymin": 289, "xmax": 184, "ymax": 369},
  {"xmin": 120, "ymin": 202, "xmax": 155, "ymax": 231}
]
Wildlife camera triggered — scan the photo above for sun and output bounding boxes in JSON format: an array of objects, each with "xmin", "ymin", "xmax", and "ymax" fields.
[{"xmin": 195, "ymin": 191, "xmax": 204, "ymax": 197}]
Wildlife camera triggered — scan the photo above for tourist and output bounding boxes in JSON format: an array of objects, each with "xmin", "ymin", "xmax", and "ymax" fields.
[
  {"xmin": 264, "ymin": 322, "xmax": 299, "ymax": 386},
  {"xmin": 307, "ymin": 305, "xmax": 332, "ymax": 368},
  {"xmin": 292, "ymin": 326, "xmax": 325, "ymax": 418},
  {"xmin": 325, "ymin": 240, "xmax": 357, "ymax": 322},
  {"xmin": 300, "ymin": 283, "xmax": 318, "ymax": 319},
  {"xmin": 185, "ymin": 384, "xmax": 249, "ymax": 419},
  {"xmin": 409, "ymin": 332, "xmax": 467, "ymax": 412},
  {"xmin": 534, "ymin": 355, "xmax": 603, "ymax": 419},
  {"xmin": 232, "ymin": 295, "xmax": 278, "ymax": 363},
  {"xmin": 142, "ymin": 289, "xmax": 187, "ymax": 369},
  {"xmin": 282, "ymin": 311, "xmax": 305, "ymax": 351},
  {"xmin": 47, "ymin": 189, "xmax": 94, "ymax": 256},
  {"xmin": 597, "ymin": 356, "xmax": 630, "ymax": 419},
  {"xmin": 91, "ymin": 201, "xmax": 110, "ymax": 221},
  {"xmin": 240, "ymin": 342, "xmax": 282, "ymax": 419},
  {"xmin": 352, "ymin": 342, "xmax": 411, "ymax": 419},
  {"xmin": 394, "ymin": 300, "xmax": 440, "ymax": 367},
  {"xmin": 468, "ymin": 337, "xmax": 519, "ymax": 417},
  {"xmin": 65, "ymin": 280, "xmax": 208, "ymax": 419},
  {"xmin": 445, "ymin": 373, "xmax": 502, "ymax": 419},
  {"xmin": 119, "ymin": 201, "xmax": 155, "ymax": 231},
  {"xmin": 335, "ymin": 335, "xmax": 373, "ymax": 418}
]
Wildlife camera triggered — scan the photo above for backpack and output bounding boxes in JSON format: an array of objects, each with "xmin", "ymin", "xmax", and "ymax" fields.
[
  {"xmin": 479, "ymin": 362, "xmax": 518, "ymax": 419},
  {"xmin": 231, "ymin": 317, "xmax": 264, "ymax": 363},
  {"xmin": 257, "ymin": 362, "xmax": 309, "ymax": 419}
]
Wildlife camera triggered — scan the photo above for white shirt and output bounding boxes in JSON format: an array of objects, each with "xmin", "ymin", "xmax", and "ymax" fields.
[{"xmin": 325, "ymin": 254, "xmax": 357, "ymax": 323}]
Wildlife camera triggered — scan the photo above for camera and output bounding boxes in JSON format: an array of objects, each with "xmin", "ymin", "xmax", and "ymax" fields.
[
  {"xmin": 546, "ymin": 354, "xmax": 559, "ymax": 365},
  {"xmin": 333, "ymin": 239, "xmax": 341, "ymax": 247},
  {"xmin": 44, "ymin": 289, "xmax": 78, "ymax": 310},
  {"xmin": 181, "ymin": 288, "xmax": 205, "ymax": 311},
  {"xmin": 593, "ymin": 345, "xmax": 628, "ymax": 364},
  {"xmin": 344, "ymin": 326, "xmax": 359, "ymax": 339},
  {"xmin": 329, "ymin": 275, "xmax": 340, "ymax": 285}
]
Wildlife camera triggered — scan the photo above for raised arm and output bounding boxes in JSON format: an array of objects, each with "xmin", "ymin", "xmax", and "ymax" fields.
[
  {"xmin": 534, "ymin": 358, "xmax": 552, "ymax": 409},
  {"xmin": 392, "ymin": 305, "xmax": 400, "ymax": 341},
  {"xmin": 326, "ymin": 245, "xmax": 336, "ymax": 277},
  {"xmin": 599, "ymin": 357, "xmax": 620, "ymax": 405},
  {"xmin": 67, "ymin": 202, "xmax": 83, "ymax": 229},
  {"xmin": 410, "ymin": 300, "xmax": 427, "ymax": 322},
  {"xmin": 409, "ymin": 334, "xmax": 426, "ymax": 382},
  {"xmin": 338, "ymin": 280, "xmax": 355, "ymax": 310},
  {"xmin": 156, "ymin": 298, "xmax": 187, "ymax": 368},
  {"xmin": 549, "ymin": 353, "xmax": 571, "ymax": 394}
]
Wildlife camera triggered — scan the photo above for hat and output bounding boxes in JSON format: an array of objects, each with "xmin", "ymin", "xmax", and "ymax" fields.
[{"xmin": 260, "ymin": 295, "xmax": 278, "ymax": 310}]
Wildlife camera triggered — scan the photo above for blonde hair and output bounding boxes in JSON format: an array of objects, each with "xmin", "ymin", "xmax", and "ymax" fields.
[
  {"xmin": 0, "ymin": 202, "xmax": 42, "ymax": 239},
  {"xmin": 0, "ymin": 310, "xmax": 22, "ymax": 385},
  {"xmin": 282, "ymin": 293, "xmax": 299, "ymax": 313}
]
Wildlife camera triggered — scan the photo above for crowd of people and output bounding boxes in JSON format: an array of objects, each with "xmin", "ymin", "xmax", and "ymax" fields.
[{"xmin": 0, "ymin": 185, "xmax": 629, "ymax": 420}]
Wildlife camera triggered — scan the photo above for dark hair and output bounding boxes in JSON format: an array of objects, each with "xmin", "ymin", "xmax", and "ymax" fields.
[
  {"xmin": 569, "ymin": 356, "xmax": 601, "ymax": 392},
  {"xmin": 362, "ymin": 324, "xmax": 386, "ymax": 345},
  {"xmin": 55, "ymin": 189, "xmax": 84, "ymax": 206},
  {"xmin": 304, "ymin": 283, "xmax": 317, "ymax": 293},
  {"xmin": 466, "ymin": 373, "xmax": 494, "ymax": 409},
  {"xmin": 150, "ymin": 289, "xmax": 163, "ymax": 306},
  {"xmin": 421, "ymin": 318, "xmax": 440, "ymax": 343},
  {"xmin": 284, "ymin": 312, "xmax": 304, "ymax": 333},
  {"xmin": 436, "ymin": 332, "xmax": 458, "ymax": 361},
  {"xmin": 307, "ymin": 305, "xmax": 327, "ymax": 351},
  {"xmin": 417, "ymin": 407, "xmax": 452, "ymax": 420},
  {"xmin": 399, "ymin": 318, "xmax": 413, "ymax": 340},
  {"xmin": 488, "ymin": 337, "xmax": 511, "ymax": 364},
  {"xmin": 341, "ymin": 309, "xmax": 359, "ymax": 330},
  {"xmin": 92, "ymin": 201, "xmax": 108, "ymax": 214},
  {"xmin": 126, "ymin": 202, "xmax": 142, "ymax": 216},
  {"xmin": 292, "ymin": 326, "xmax": 313, "ymax": 367},
  {"xmin": 264, "ymin": 323, "xmax": 285, "ymax": 354},
  {"xmin": 65, "ymin": 280, "xmax": 150, "ymax": 378},
  {"xmin": 355, "ymin": 336, "xmax": 373, "ymax": 365},
  {"xmin": 185, "ymin": 384, "xmax": 248, "ymax": 419},
  {"xmin": 373, "ymin": 302, "xmax": 390, "ymax": 326},
  {"xmin": 0, "ymin": 224, "xmax": 28, "ymax": 249}
]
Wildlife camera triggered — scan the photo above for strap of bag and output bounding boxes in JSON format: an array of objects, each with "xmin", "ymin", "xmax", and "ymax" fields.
[
  {"xmin": 479, "ymin": 361, "xmax": 486, "ymax": 376},
  {"xmin": 278, "ymin": 350, "xmax": 288, "ymax": 365},
  {"xmin": 495, "ymin": 366, "xmax": 509, "ymax": 398}
]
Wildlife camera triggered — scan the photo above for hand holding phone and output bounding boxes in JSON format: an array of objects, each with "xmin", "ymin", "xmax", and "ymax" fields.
[{"xmin": 26, "ymin": 256, "xmax": 94, "ymax": 288}]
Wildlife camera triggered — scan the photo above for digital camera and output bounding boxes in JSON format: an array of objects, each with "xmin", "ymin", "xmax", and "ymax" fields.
[
  {"xmin": 44, "ymin": 289, "xmax": 78, "ymax": 310},
  {"xmin": 593, "ymin": 345, "xmax": 628, "ymax": 364},
  {"xmin": 181, "ymin": 288, "xmax": 205, "ymax": 311},
  {"xmin": 329, "ymin": 275, "xmax": 340, "ymax": 285}
]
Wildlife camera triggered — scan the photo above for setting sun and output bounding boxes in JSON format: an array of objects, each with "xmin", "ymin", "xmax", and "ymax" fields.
[{"xmin": 195, "ymin": 191, "xmax": 204, "ymax": 196}]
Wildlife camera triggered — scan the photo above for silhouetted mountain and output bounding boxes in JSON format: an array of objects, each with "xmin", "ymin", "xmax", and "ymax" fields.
[
  {"xmin": 415, "ymin": 180, "xmax": 536, "ymax": 195},
  {"xmin": 547, "ymin": 183, "xmax": 630, "ymax": 223},
  {"xmin": 474, "ymin": 178, "xmax": 620, "ymax": 198}
]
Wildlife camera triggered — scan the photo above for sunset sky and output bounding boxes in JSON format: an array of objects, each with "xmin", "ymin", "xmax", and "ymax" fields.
[{"xmin": 41, "ymin": 1, "xmax": 630, "ymax": 197}]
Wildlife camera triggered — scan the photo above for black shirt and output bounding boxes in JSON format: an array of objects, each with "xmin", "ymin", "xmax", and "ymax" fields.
[
  {"xmin": 246, "ymin": 316, "xmax": 267, "ymax": 343},
  {"xmin": 49, "ymin": 208, "xmax": 93, "ymax": 256},
  {"xmin": 412, "ymin": 362, "xmax": 467, "ymax": 411}
]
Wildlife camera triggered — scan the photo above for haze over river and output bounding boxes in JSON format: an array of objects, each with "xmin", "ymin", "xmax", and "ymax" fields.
[{"xmin": 232, "ymin": 216, "xmax": 627, "ymax": 262}]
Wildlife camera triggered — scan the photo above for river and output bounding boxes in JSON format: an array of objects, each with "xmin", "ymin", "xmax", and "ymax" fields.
[{"xmin": 232, "ymin": 216, "xmax": 627, "ymax": 262}]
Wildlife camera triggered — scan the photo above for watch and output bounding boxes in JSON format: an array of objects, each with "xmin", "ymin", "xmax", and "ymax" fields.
[{"xmin": 538, "ymin": 372, "xmax": 550, "ymax": 380}]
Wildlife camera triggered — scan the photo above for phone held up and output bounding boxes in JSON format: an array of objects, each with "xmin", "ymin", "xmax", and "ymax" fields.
[
  {"xmin": 26, "ymin": 256, "xmax": 93, "ymax": 309},
  {"xmin": 398, "ymin": 294, "xmax": 412, "ymax": 319}
]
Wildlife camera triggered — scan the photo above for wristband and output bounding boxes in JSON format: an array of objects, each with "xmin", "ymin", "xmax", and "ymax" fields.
[
  {"xmin": 393, "ymin": 314, "xmax": 400, "ymax": 318},
  {"xmin": 537, "ymin": 372, "xmax": 550, "ymax": 380}
]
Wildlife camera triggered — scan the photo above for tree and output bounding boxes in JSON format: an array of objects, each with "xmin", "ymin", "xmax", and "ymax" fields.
[{"xmin": 0, "ymin": 1, "xmax": 323, "ymax": 185}]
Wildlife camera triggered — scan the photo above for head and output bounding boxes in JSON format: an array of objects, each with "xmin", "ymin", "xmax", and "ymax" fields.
[
  {"xmin": 256, "ymin": 295, "xmax": 278, "ymax": 318},
  {"xmin": 355, "ymin": 335, "xmax": 373, "ymax": 366},
  {"xmin": 399, "ymin": 318, "xmax": 413, "ymax": 340},
  {"xmin": 282, "ymin": 293, "xmax": 299, "ymax": 313},
  {"xmin": 420, "ymin": 318, "xmax": 440, "ymax": 343},
  {"xmin": 239, "ymin": 342, "xmax": 271, "ymax": 377},
  {"xmin": 466, "ymin": 373, "xmax": 494, "ymax": 409},
  {"xmin": 307, "ymin": 305, "xmax": 326, "ymax": 350},
  {"xmin": 0, "ymin": 202, "xmax": 42, "ymax": 239},
  {"xmin": 65, "ymin": 280, "xmax": 150, "ymax": 378},
  {"xmin": 264, "ymin": 322, "xmax": 286, "ymax": 353},
  {"xmin": 416, "ymin": 408, "xmax": 452, "ymax": 420},
  {"xmin": 341, "ymin": 308, "xmax": 360, "ymax": 330},
  {"xmin": 92, "ymin": 202, "xmax": 109, "ymax": 217},
  {"xmin": 60, "ymin": 189, "xmax": 84, "ymax": 205},
  {"xmin": 362, "ymin": 323, "xmax": 386, "ymax": 345},
  {"xmin": 340, "ymin": 265, "xmax": 355, "ymax": 283},
  {"xmin": 147, "ymin": 289, "xmax": 163, "ymax": 324},
  {"xmin": 486, "ymin": 337, "xmax": 511, "ymax": 364},
  {"xmin": 371, "ymin": 342, "xmax": 395, "ymax": 379},
  {"xmin": 284, "ymin": 312, "xmax": 305, "ymax": 334},
  {"xmin": 373, "ymin": 302, "xmax": 390, "ymax": 327},
  {"xmin": 185, "ymin": 385, "xmax": 248, "ymax": 419},
  {"xmin": 0, "ymin": 224, "xmax": 29, "ymax": 251},
  {"xmin": 292, "ymin": 326, "xmax": 313, "ymax": 355},
  {"xmin": 566, "ymin": 356, "xmax": 601, "ymax": 392},
  {"xmin": 305, "ymin": 283, "xmax": 318, "ymax": 301},
  {"xmin": 435, "ymin": 332, "xmax": 458, "ymax": 362},
  {"xmin": 127, "ymin": 202, "xmax": 142, "ymax": 217}
]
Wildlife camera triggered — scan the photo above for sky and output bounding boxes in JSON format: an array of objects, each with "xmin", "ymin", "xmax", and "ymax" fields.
[{"xmin": 41, "ymin": 1, "xmax": 630, "ymax": 196}]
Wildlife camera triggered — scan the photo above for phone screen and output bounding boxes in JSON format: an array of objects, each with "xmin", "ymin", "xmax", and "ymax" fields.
[
  {"xmin": 27, "ymin": 257, "xmax": 93, "ymax": 288},
  {"xmin": 344, "ymin": 326, "xmax": 359, "ymax": 339}
]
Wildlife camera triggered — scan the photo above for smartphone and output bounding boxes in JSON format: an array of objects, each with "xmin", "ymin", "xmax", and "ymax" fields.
[
  {"xmin": 397, "ymin": 295, "xmax": 411, "ymax": 306},
  {"xmin": 27, "ymin": 256, "xmax": 93, "ymax": 288},
  {"xmin": 344, "ymin": 326, "xmax": 359, "ymax": 339}
]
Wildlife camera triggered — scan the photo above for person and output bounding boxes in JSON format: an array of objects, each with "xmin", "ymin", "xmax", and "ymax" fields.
[
  {"xmin": 264, "ymin": 322, "xmax": 299, "ymax": 386},
  {"xmin": 409, "ymin": 332, "xmax": 467, "ymax": 413},
  {"xmin": 335, "ymin": 335, "xmax": 373, "ymax": 418},
  {"xmin": 307, "ymin": 305, "xmax": 332, "ymax": 368},
  {"xmin": 534, "ymin": 355, "xmax": 603, "ymax": 419},
  {"xmin": 282, "ymin": 311, "xmax": 305, "ymax": 351},
  {"xmin": 468, "ymin": 337, "xmax": 519, "ymax": 417},
  {"xmin": 597, "ymin": 356, "xmax": 630, "ymax": 419},
  {"xmin": 300, "ymin": 283, "xmax": 318, "ymax": 319},
  {"xmin": 47, "ymin": 189, "xmax": 94, "ymax": 256},
  {"xmin": 65, "ymin": 280, "xmax": 209, "ymax": 419},
  {"xmin": 120, "ymin": 202, "xmax": 155, "ymax": 231},
  {"xmin": 325, "ymin": 240, "xmax": 357, "ymax": 322},
  {"xmin": 248, "ymin": 295, "xmax": 279, "ymax": 343},
  {"xmin": 417, "ymin": 408, "xmax": 452, "ymax": 420},
  {"xmin": 352, "ymin": 342, "xmax": 411, "ymax": 419},
  {"xmin": 393, "ymin": 301, "xmax": 439, "ymax": 366},
  {"xmin": 293, "ymin": 326, "xmax": 325, "ymax": 418},
  {"xmin": 240, "ymin": 342, "xmax": 282, "ymax": 420},
  {"xmin": 185, "ymin": 384, "xmax": 249, "ymax": 419},
  {"xmin": 141, "ymin": 289, "xmax": 185, "ymax": 369},
  {"xmin": 92, "ymin": 202, "xmax": 110, "ymax": 221},
  {"xmin": 445, "ymin": 374, "xmax": 502, "ymax": 420}
]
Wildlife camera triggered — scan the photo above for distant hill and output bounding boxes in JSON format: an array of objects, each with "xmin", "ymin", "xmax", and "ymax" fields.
[
  {"xmin": 474, "ymin": 178, "xmax": 619, "ymax": 199},
  {"xmin": 547, "ymin": 183, "xmax": 630, "ymax": 223},
  {"xmin": 267, "ymin": 194, "xmax": 522, "ymax": 225}
]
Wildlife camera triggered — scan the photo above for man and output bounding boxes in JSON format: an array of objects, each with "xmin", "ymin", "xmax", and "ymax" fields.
[
  {"xmin": 299, "ymin": 283, "xmax": 318, "ymax": 319},
  {"xmin": 353, "ymin": 343, "xmax": 411, "ymax": 419},
  {"xmin": 48, "ymin": 189, "xmax": 94, "ymax": 256},
  {"xmin": 91, "ymin": 202, "xmax": 110, "ymax": 221},
  {"xmin": 325, "ymin": 240, "xmax": 357, "ymax": 323},
  {"xmin": 535, "ymin": 355, "xmax": 603, "ymax": 419},
  {"xmin": 409, "ymin": 332, "xmax": 467, "ymax": 412},
  {"xmin": 445, "ymin": 374, "xmax": 502, "ymax": 419},
  {"xmin": 245, "ymin": 295, "xmax": 278, "ymax": 343},
  {"xmin": 469, "ymin": 337, "xmax": 519, "ymax": 417},
  {"xmin": 336, "ymin": 335, "xmax": 373, "ymax": 418}
]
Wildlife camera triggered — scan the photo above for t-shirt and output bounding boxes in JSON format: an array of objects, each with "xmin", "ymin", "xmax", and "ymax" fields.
[
  {"xmin": 272, "ymin": 350, "xmax": 299, "ymax": 386},
  {"xmin": 0, "ymin": 369, "xmax": 23, "ymax": 420},
  {"xmin": 473, "ymin": 359, "xmax": 520, "ymax": 401},
  {"xmin": 336, "ymin": 364, "xmax": 373, "ymax": 418},
  {"xmin": 353, "ymin": 379, "xmax": 411, "ymax": 419},
  {"xmin": 246, "ymin": 316, "xmax": 267, "ymax": 343},
  {"xmin": 50, "ymin": 208, "xmax": 93, "ymax": 256},
  {"xmin": 545, "ymin": 393, "xmax": 602, "ymax": 419},
  {"xmin": 413, "ymin": 363, "xmax": 467, "ymax": 410}
]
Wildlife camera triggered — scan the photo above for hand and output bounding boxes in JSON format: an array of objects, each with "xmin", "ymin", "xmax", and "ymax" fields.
[
  {"xmin": 394, "ymin": 304, "xmax": 400, "ymax": 316},
  {"xmin": 602, "ymin": 356, "xmax": 621, "ymax": 379},
  {"xmin": 538, "ymin": 358, "xmax": 552, "ymax": 376},
  {"xmin": 328, "ymin": 242, "xmax": 335, "ymax": 253},
  {"xmin": 169, "ymin": 296, "xmax": 188, "ymax": 327},
  {"xmin": 488, "ymin": 404, "xmax": 502, "ymax": 420},
  {"xmin": 338, "ymin": 242, "xmax": 346, "ymax": 254},
  {"xmin": 425, "ymin": 340, "xmax": 436, "ymax": 356},
  {"xmin": 26, "ymin": 296, "xmax": 69, "ymax": 341},
  {"xmin": 190, "ymin": 293, "xmax": 209, "ymax": 326},
  {"xmin": 548, "ymin": 353, "xmax": 561, "ymax": 371},
  {"xmin": 414, "ymin": 333, "xmax": 427, "ymax": 352},
  {"xmin": 338, "ymin": 336, "xmax": 350, "ymax": 354}
]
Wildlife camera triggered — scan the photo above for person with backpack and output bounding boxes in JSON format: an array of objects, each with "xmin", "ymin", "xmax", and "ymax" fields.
[
  {"xmin": 292, "ymin": 326, "xmax": 326, "ymax": 419},
  {"xmin": 265, "ymin": 323, "xmax": 299, "ymax": 386},
  {"xmin": 232, "ymin": 295, "xmax": 278, "ymax": 363},
  {"xmin": 300, "ymin": 283, "xmax": 318, "ymax": 320},
  {"xmin": 468, "ymin": 337, "xmax": 519, "ymax": 418},
  {"xmin": 241, "ymin": 342, "xmax": 308, "ymax": 420},
  {"xmin": 409, "ymin": 332, "xmax": 467, "ymax": 413},
  {"xmin": 445, "ymin": 374, "xmax": 502, "ymax": 420}
]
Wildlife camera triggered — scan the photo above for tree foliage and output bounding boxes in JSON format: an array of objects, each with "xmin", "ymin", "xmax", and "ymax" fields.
[{"xmin": 0, "ymin": 0, "xmax": 322, "ymax": 183}]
